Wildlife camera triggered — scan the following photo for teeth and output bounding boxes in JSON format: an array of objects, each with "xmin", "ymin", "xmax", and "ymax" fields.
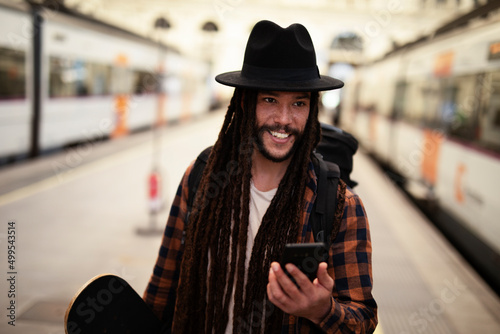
[{"xmin": 270, "ymin": 131, "xmax": 289, "ymax": 139}]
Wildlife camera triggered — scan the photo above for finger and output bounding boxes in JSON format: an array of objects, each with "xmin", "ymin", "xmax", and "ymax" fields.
[
  {"xmin": 315, "ymin": 262, "xmax": 334, "ymax": 290},
  {"xmin": 271, "ymin": 262, "xmax": 304, "ymax": 298},
  {"xmin": 267, "ymin": 280, "xmax": 283, "ymax": 307},
  {"xmin": 268, "ymin": 264, "xmax": 293, "ymax": 297},
  {"xmin": 285, "ymin": 263, "xmax": 312, "ymax": 292},
  {"xmin": 267, "ymin": 266, "xmax": 291, "ymax": 309}
]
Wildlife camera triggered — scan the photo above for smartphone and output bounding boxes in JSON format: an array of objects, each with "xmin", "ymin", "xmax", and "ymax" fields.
[{"xmin": 280, "ymin": 242, "xmax": 329, "ymax": 283}]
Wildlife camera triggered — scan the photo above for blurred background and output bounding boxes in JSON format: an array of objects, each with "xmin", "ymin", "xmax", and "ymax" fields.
[{"xmin": 0, "ymin": 0, "xmax": 499, "ymax": 333}]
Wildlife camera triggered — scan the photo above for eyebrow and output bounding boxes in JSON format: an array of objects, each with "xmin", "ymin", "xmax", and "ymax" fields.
[{"xmin": 260, "ymin": 91, "xmax": 311, "ymax": 99}]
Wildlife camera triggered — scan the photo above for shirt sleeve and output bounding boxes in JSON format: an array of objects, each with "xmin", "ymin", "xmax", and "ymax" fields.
[
  {"xmin": 318, "ymin": 189, "xmax": 378, "ymax": 333},
  {"xmin": 143, "ymin": 162, "xmax": 194, "ymax": 322}
]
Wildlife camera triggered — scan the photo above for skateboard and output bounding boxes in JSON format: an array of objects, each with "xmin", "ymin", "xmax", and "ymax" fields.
[{"xmin": 65, "ymin": 274, "xmax": 163, "ymax": 334}]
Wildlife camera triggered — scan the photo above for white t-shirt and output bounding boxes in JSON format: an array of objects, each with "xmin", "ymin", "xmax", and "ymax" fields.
[{"xmin": 225, "ymin": 181, "xmax": 277, "ymax": 333}]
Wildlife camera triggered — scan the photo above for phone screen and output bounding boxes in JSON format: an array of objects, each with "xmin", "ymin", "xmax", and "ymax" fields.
[{"xmin": 279, "ymin": 242, "xmax": 328, "ymax": 282}]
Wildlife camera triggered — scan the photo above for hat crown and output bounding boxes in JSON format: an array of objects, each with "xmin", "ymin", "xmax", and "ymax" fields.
[{"xmin": 244, "ymin": 20, "xmax": 317, "ymax": 70}]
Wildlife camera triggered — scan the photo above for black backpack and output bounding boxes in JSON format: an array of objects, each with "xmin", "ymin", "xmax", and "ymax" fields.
[{"xmin": 186, "ymin": 123, "xmax": 358, "ymax": 247}]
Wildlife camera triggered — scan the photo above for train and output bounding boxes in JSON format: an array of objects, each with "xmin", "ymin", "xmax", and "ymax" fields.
[
  {"xmin": 0, "ymin": 1, "xmax": 213, "ymax": 164},
  {"xmin": 339, "ymin": 2, "xmax": 500, "ymax": 293}
]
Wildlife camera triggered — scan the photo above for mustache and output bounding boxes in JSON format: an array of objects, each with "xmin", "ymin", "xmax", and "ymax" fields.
[{"xmin": 258, "ymin": 124, "xmax": 300, "ymax": 136}]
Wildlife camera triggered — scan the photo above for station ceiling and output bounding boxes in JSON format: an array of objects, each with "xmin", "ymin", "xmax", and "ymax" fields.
[{"xmin": 24, "ymin": 0, "xmax": 485, "ymax": 74}]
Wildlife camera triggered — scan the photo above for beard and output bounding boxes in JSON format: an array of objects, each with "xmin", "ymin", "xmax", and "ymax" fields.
[{"xmin": 254, "ymin": 124, "xmax": 303, "ymax": 163}]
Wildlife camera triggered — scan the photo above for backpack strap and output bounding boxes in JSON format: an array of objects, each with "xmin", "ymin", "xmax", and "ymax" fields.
[
  {"xmin": 333, "ymin": 179, "xmax": 346, "ymax": 239},
  {"xmin": 311, "ymin": 152, "xmax": 343, "ymax": 248},
  {"xmin": 185, "ymin": 146, "xmax": 212, "ymax": 223}
]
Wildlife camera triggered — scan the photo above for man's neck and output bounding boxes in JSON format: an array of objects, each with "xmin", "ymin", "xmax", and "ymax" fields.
[{"xmin": 251, "ymin": 150, "xmax": 291, "ymax": 192}]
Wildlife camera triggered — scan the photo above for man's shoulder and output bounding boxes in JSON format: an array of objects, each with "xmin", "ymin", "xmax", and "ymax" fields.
[
  {"xmin": 344, "ymin": 186, "xmax": 356, "ymax": 198},
  {"xmin": 343, "ymin": 186, "xmax": 362, "ymax": 203}
]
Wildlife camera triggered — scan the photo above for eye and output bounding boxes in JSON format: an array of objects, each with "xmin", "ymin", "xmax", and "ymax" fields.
[
  {"xmin": 263, "ymin": 97, "xmax": 277, "ymax": 103},
  {"xmin": 294, "ymin": 101, "xmax": 308, "ymax": 107}
]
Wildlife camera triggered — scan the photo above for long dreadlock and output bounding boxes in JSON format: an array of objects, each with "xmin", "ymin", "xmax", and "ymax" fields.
[{"xmin": 173, "ymin": 88, "xmax": 321, "ymax": 333}]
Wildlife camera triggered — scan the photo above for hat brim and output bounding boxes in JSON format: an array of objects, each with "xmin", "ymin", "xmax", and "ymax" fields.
[{"xmin": 215, "ymin": 71, "xmax": 344, "ymax": 92}]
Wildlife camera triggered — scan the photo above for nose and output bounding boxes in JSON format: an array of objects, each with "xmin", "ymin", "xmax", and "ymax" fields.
[{"xmin": 273, "ymin": 104, "xmax": 293, "ymax": 125}]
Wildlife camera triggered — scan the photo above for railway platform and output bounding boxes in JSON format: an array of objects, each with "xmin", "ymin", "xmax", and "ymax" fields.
[{"xmin": 0, "ymin": 110, "xmax": 499, "ymax": 333}]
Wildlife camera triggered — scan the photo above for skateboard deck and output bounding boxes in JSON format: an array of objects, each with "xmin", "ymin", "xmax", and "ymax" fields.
[{"xmin": 65, "ymin": 274, "xmax": 162, "ymax": 334}]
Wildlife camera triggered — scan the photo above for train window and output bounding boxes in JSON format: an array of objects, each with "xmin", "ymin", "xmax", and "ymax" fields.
[
  {"xmin": 134, "ymin": 71, "xmax": 158, "ymax": 94},
  {"xmin": 402, "ymin": 81, "xmax": 427, "ymax": 124},
  {"xmin": 391, "ymin": 81, "xmax": 407, "ymax": 119},
  {"xmin": 422, "ymin": 79, "xmax": 441, "ymax": 127},
  {"xmin": 446, "ymin": 75, "xmax": 480, "ymax": 142},
  {"xmin": 0, "ymin": 47, "xmax": 26, "ymax": 100},
  {"xmin": 87, "ymin": 63, "xmax": 112, "ymax": 96},
  {"xmin": 478, "ymin": 71, "xmax": 500, "ymax": 152},
  {"xmin": 49, "ymin": 57, "xmax": 111, "ymax": 97},
  {"xmin": 50, "ymin": 57, "xmax": 89, "ymax": 97}
]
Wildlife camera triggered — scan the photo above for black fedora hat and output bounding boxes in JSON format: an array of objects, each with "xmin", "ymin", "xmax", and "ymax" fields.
[{"xmin": 215, "ymin": 20, "xmax": 344, "ymax": 92}]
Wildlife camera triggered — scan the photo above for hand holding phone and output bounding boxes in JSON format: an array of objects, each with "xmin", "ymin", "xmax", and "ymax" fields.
[{"xmin": 280, "ymin": 242, "xmax": 328, "ymax": 282}]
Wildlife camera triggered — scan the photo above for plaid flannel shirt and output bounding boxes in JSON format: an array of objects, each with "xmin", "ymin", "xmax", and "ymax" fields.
[{"xmin": 144, "ymin": 158, "xmax": 378, "ymax": 333}]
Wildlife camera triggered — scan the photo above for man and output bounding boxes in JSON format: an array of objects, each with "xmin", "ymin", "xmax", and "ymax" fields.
[{"xmin": 144, "ymin": 20, "xmax": 377, "ymax": 333}]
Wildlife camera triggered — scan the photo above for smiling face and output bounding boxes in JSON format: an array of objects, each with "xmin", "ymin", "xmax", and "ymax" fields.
[{"xmin": 253, "ymin": 90, "xmax": 311, "ymax": 163}]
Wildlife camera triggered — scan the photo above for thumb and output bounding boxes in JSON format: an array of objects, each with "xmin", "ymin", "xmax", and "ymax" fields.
[{"xmin": 315, "ymin": 262, "xmax": 334, "ymax": 290}]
